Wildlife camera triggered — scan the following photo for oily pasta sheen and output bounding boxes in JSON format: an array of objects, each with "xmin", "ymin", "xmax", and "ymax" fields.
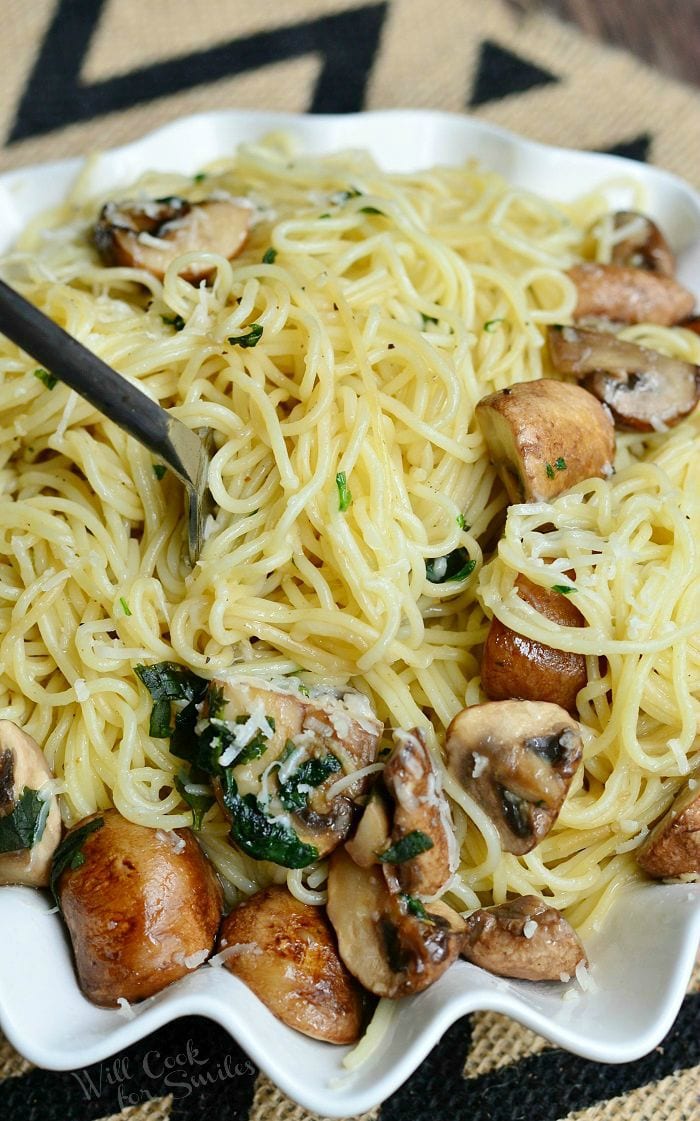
[{"xmin": 0, "ymin": 134, "xmax": 697, "ymax": 933}]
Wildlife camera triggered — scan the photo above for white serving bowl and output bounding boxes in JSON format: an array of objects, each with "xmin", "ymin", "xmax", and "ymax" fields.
[{"xmin": 0, "ymin": 110, "xmax": 698, "ymax": 1118}]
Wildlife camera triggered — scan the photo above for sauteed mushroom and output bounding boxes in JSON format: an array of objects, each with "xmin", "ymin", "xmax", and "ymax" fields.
[
  {"xmin": 208, "ymin": 677, "xmax": 382, "ymax": 862},
  {"xmin": 548, "ymin": 324, "xmax": 700, "ymax": 432},
  {"xmin": 463, "ymin": 895, "xmax": 587, "ymax": 981},
  {"xmin": 609, "ymin": 211, "xmax": 675, "ymax": 276},
  {"xmin": 216, "ymin": 885, "xmax": 363, "ymax": 1043},
  {"xmin": 94, "ymin": 196, "xmax": 252, "ymax": 282},
  {"xmin": 637, "ymin": 771, "xmax": 700, "ymax": 879},
  {"xmin": 476, "ymin": 379, "xmax": 615, "ymax": 504},
  {"xmin": 55, "ymin": 810, "xmax": 222, "ymax": 1006},
  {"xmin": 567, "ymin": 263, "xmax": 694, "ymax": 326},
  {"xmin": 380, "ymin": 729, "xmax": 458, "ymax": 897},
  {"xmin": 446, "ymin": 701, "xmax": 583, "ymax": 855},
  {"xmin": 326, "ymin": 848, "xmax": 465, "ymax": 998},
  {"xmin": 481, "ymin": 576, "xmax": 588, "ymax": 714},
  {"xmin": 0, "ymin": 721, "xmax": 61, "ymax": 888}
]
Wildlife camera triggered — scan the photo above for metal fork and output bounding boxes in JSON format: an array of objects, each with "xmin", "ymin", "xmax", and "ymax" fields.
[{"xmin": 0, "ymin": 278, "xmax": 213, "ymax": 564}]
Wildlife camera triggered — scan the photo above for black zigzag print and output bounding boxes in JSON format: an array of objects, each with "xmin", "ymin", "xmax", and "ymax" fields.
[
  {"xmin": 379, "ymin": 992, "xmax": 700, "ymax": 1121},
  {"xmin": 469, "ymin": 40, "xmax": 560, "ymax": 107},
  {"xmin": 8, "ymin": 0, "xmax": 388, "ymax": 144},
  {"xmin": 598, "ymin": 133, "xmax": 652, "ymax": 161}
]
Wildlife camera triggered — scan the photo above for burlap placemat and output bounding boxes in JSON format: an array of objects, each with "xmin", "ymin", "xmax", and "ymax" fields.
[{"xmin": 0, "ymin": 2, "xmax": 698, "ymax": 1119}]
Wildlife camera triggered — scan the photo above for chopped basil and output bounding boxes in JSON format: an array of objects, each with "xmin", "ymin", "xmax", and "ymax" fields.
[
  {"xmin": 234, "ymin": 714, "xmax": 276, "ymax": 765},
  {"xmin": 119, "ymin": 597, "xmax": 131, "ymax": 617},
  {"xmin": 228, "ymin": 323, "xmax": 264, "ymax": 348},
  {"xmin": 484, "ymin": 318, "xmax": 505, "ymax": 332},
  {"xmin": 174, "ymin": 771, "xmax": 214, "ymax": 831},
  {"xmin": 336, "ymin": 471, "xmax": 353, "ymax": 512},
  {"xmin": 360, "ymin": 205, "xmax": 384, "ymax": 215},
  {"xmin": 149, "ymin": 698, "xmax": 173, "ymax": 738},
  {"xmin": 545, "ymin": 462, "xmax": 556, "ymax": 479},
  {"xmin": 152, "ymin": 464, "xmax": 167, "ymax": 480},
  {"xmin": 262, "ymin": 248, "xmax": 277, "ymax": 264},
  {"xmin": 219, "ymin": 771, "xmax": 318, "ymax": 868},
  {"xmin": 161, "ymin": 314, "xmax": 185, "ymax": 330},
  {"xmin": 554, "ymin": 457, "xmax": 567, "ymax": 471},
  {"xmin": 401, "ymin": 893, "xmax": 432, "ymax": 921},
  {"xmin": 135, "ymin": 662, "xmax": 208, "ymax": 749},
  {"xmin": 135, "ymin": 662, "xmax": 207, "ymax": 703},
  {"xmin": 33, "ymin": 368, "xmax": 58, "ymax": 390},
  {"xmin": 378, "ymin": 830, "xmax": 434, "ymax": 864},
  {"xmin": 0, "ymin": 787, "xmax": 50, "ymax": 854},
  {"xmin": 278, "ymin": 753, "xmax": 341, "ymax": 813},
  {"xmin": 50, "ymin": 817, "xmax": 105, "ymax": 907},
  {"xmin": 552, "ymin": 584, "xmax": 577, "ymax": 595},
  {"xmin": 425, "ymin": 547, "xmax": 476, "ymax": 583},
  {"xmin": 207, "ymin": 684, "xmax": 226, "ymax": 720}
]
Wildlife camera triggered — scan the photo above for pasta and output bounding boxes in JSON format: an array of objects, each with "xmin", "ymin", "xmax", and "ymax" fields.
[{"xmin": 0, "ymin": 132, "xmax": 698, "ymax": 946}]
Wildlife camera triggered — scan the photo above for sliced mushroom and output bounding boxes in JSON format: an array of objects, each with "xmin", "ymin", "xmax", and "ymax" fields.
[
  {"xmin": 568, "ymin": 263, "xmax": 694, "ymax": 326},
  {"xmin": 462, "ymin": 895, "xmax": 587, "ymax": 981},
  {"xmin": 637, "ymin": 771, "xmax": 700, "ymax": 879},
  {"xmin": 326, "ymin": 847, "xmax": 465, "ymax": 998},
  {"xmin": 609, "ymin": 211, "xmax": 675, "ymax": 277},
  {"xmin": 0, "ymin": 720, "xmax": 61, "ymax": 888},
  {"xmin": 445, "ymin": 701, "xmax": 583, "ymax": 855},
  {"xmin": 56, "ymin": 809, "xmax": 222, "ymax": 1006},
  {"xmin": 345, "ymin": 789, "xmax": 391, "ymax": 867},
  {"xmin": 93, "ymin": 196, "xmax": 252, "ymax": 282},
  {"xmin": 548, "ymin": 324, "xmax": 700, "ymax": 431},
  {"xmin": 380, "ymin": 729, "xmax": 458, "ymax": 897},
  {"xmin": 481, "ymin": 576, "xmax": 588, "ymax": 714},
  {"xmin": 208, "ymin": 676, "xmax": 382, "ymax": 861},
  {"xmin": 216, "ymin": 885, "xmax": 363, "ymax": 1043},
  {"xmin": 475, "ymin": 379, "xmax": 615, "ymax": 504}
]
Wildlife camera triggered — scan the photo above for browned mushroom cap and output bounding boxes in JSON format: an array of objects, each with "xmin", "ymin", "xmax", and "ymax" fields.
[
  {"xmin": 326, "ymin": 847, "xmax": 465, "ymax": 998},
  {"xmin": 93, "ymin": 196, "xmax": 252, "ymax": 283},
  {"xmin": 568, "ymin": 263, "xmax": 694, "ymax": 326},
  {"xmin": 209, "ymin": 677, "xmax": 382, "ymax": 860},
  {"xmin": 216, "ymin": 885, "xmax": 363, "ymax": 1043},
  {"xmin": 56, "ymin": 809, "xmax": 222, "ymax": 1006},
  {"xmin": 637, "ymin": 772, "xmax": 700, "ymax": 879},
  {"xmin": 380, "ymin": 729, "xmax": 457, "ymax": 897},
  {"xmin": 445, "ymin": 701, "xmax": 583, "ymax": 855},
  {"xmin": 476, "ymin": 379, "xmax": 615, "ymax": 504},
  {"xmin": 548, "ymin": 324, "xmax": 700, "ymax": 431},
  {"xmin": 0, "ymin": 720, "xmax": 61, "ymax": 888},
  {"xmin": 680, "ymin": 316, "xmax": 700, "ymax": 335},
  {"xmin": 481, "ymin": 576, "xmax": 588, "ymax": 715},
  {"xmin": 609, "ymin": 211, "xmax": 675, "ymax": 277},
  {"xmin": 463, "ymin": 895, "xmax": 587, "ymax": 981}
]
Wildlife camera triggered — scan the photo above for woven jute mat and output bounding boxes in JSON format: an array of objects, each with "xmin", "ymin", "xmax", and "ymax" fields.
[{"xmin": 0, "ymin": 2, "xmax": 698, "ymax": 1120}]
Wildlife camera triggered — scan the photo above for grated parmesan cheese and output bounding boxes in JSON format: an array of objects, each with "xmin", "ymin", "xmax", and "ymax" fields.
[
  {"xmin": 116, "ymin": 997, "xmax": 136, "ymax": 1020},
  {"xmin": 522, "ymin": 919, "xmax": 538, "ymax": 939}
]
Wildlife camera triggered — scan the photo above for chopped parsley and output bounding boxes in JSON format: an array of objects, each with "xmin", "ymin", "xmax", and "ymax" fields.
[
  {"xmin": 360, "ymin": 205, "xmax": 384, "ymax": 215},
  {"xmin": 421, "ymin": 313, "xmax": 439, "ymax": 328},
  {"xmin": 234, "ymin": 715, "xmax": 276, "ymax": 765},
  {"xmin": 401, "ymin": 893, "xmax": 432, "ymax": 921},
  {"xmin": 456, "ymin": 513, "xmax": 467, "ymax": 530},
  {"xmin": 278, "ymin": 753, "xmax": 341, "ymax": 813},
  {"xmin": 174, "ymin": 772, "xmax": 214, "ymax": 831},
  {"xmin": 425, "ymin": 547, "xmax": 476, "ymax": 583},
  {"xmin": 336, "ymin": 471, "xmax": 353, "ymax": 512},
  {"xmin": 161, "ymin": 314, "xmax": 185, "ymax": 330},
  {"xmin": 545, "ymin": 462, "xmax": 556, "ymax": 479},
  {"xmin": 484, "ymin": 318, "xmax": 505, "ymax": 332},
  {"xmin": 119, "ymin": 597, "xmax": 132, "ymax": 617},
  {"xmin": 554, "ymin": 457, "xmax": 567, "ymax": 471},
  {"xmin": 33, "ymin": 368, "xmax": 58, "ymax": 390},
  {"xmin": 193, "ymin": 173, "xmax": 207, "ymax": 183},
  {"xmin": 0, "ymin": 787, "xmax": 51, "ymax": 854},
  {"xmin": 152, "ymin": 464, "xmax": 167, "ymax": 480},
  {"xmin": 50, "ymin": 817, "xmax": 105, "ymax": 907},
  {"xmin": 228, "ymin": 323, "xmax": 264, "ymax": 348},
  {"xmin": 262, "ymin": 248, "xmax": 277, "ymax": 264},
  {"xmin": 219, "ymin": 770, "xmax": 318, "ymax": 868},
  {"xmin": 552, "ymin": 584, "xmax": 577, "ymax": 595},
  {"xmin": 207, "ymin": 684, "xmax": 226, "ymax": 720},
  {"xmin": 378, "ymin": 830, "xmax": 434, "ymax": 864}
]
